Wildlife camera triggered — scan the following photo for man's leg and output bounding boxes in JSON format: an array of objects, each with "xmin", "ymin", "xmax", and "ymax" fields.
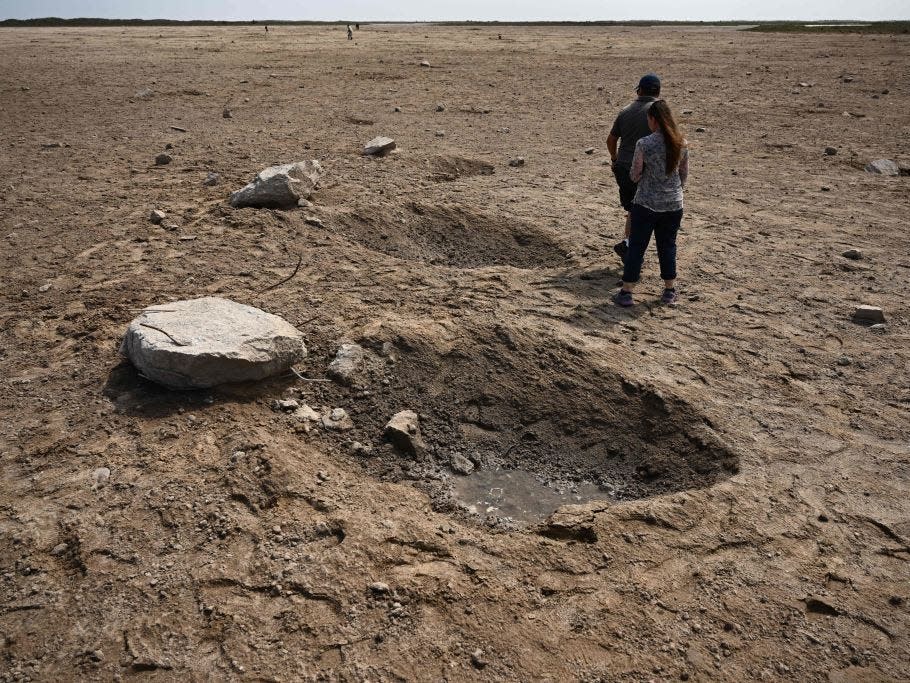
[{"xmin": 612, "ymin": 165, "xmax": 635, "ymax": 260}]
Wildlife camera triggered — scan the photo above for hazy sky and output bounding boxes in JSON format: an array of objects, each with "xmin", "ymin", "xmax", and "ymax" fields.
[{"xmin": 0, "ymin": 0, "xmax": 907, "ymax": 21}]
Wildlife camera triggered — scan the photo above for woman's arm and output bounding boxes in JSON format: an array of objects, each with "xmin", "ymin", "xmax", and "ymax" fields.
[
  {"xmin": 679, "ymin": 146, "xmax": 689, "ymax": 187},
  {"xmin": 630, "ymin": 140, "xmax": 644, "ymax": 182}
]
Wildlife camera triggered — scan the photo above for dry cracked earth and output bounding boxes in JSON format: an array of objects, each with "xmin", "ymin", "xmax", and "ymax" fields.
[{"xmin": 0, "ymin": 23, "xmax": 908, "ymax": 682}]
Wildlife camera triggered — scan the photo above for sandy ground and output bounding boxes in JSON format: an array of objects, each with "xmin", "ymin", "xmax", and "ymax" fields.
[{"xmin": 0, "ymin": 23, "xmax": 909, "ymax": 682}]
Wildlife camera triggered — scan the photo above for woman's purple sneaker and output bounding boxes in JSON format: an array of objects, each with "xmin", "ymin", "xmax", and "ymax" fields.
[
  {"xmin": 661, "ymin": 288, "xmax": 678, "ymax": 305},
  {"xmin": 613, "ymin": 289, "xmax": 633, "ymax": 307}
]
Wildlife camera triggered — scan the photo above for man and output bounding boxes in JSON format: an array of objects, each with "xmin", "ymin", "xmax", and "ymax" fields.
[{"xmin": 607, "ymin": 73, "xmax": 661, "ymax": 261}]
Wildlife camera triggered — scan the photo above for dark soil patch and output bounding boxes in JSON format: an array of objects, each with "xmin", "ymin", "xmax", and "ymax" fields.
[{"xmin": 334, "ymin": 201, "xmax": 566, "ymax": 269}]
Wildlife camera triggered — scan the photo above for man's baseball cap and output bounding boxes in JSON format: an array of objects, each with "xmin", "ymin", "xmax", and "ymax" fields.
[{"xmin": 637, "ymin": 73, "xmax": 661, "ymax": 91}]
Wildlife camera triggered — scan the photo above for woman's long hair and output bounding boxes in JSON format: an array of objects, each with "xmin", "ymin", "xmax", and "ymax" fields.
[{"xmin": 648, "ymin": 100, "xmax": 686, "ymax": 175}]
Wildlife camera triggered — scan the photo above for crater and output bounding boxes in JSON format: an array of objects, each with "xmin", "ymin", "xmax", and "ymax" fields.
[
  {"xmin": 295, "ymin": 325, "xmax": 740, "ymax": 525},
  {"xmin": 334, "ymin": 202, "xmax": 566, "ymax": 269},
  {"xmin": 428, "ymin": 155, "xmax": 495, "ymax": 182}
]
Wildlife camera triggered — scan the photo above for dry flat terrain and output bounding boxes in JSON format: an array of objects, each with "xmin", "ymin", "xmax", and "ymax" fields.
[{"xmin": 0, "ymin": 23, "xmax": 908, "ymax": 682}]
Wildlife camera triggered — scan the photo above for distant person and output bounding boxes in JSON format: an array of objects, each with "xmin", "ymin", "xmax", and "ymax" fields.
[
  {"xmin": 356, "ymin": 23, "xmax": 360, "ymax": 30},
  {"xmin": 347, "ymin": 25, "xmax": 353, "ymax": 40},
  {"xmin": 607, "ymin": 73, "xmax": 661, "ymax": 262},
  {"xmin": 264, "ymin": 25, "xmax": 268, "ymax": 33},
  {"xmin": 613, "ymin": 100, "xmax": 689, "ymax": 308}
]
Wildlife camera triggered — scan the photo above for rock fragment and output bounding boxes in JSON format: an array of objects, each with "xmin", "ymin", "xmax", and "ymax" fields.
[
  {"xmin": 384, "ymin": 410, "xmax": 425, "ymax": 456},
  {"xmin": 229, "ymin": 161, "xmax": 323, "ymax": 209},
  {"xmin": 419, "ymin": 60, "xmax": 431, "ymax": 67},
  {"xmin": 274, "ymin": 398, "xmax": 299, "ymax": 411},
  {"xmin": 451, "ymin": 453, "xmax": 475, "ymax": 475},
  {"xmin": 363, "ymin": 136, "xmax": 396, "ymax": 156},
  {"xmin": 841, "ymin": 248, "xmax": 862, "ymax": 260},
  {"xmin": 824, "ymin": 146, "xmax": 837, "ymax": 156},
  {"xmin": 852, "ymin": 305, "xmax": 885, "ymax": 324},
  {"xmin": 155, "ymin": 153, "xmax": 173, "ymax": 166},
  {"xmin": 327, "ymin": 343, "xmax": 365, "ymax": 386},
  {"xmin": 508, "ymin": 157, "xmax": 525, "ymax": 167},
  {"xmin": 120, "ymin": 297, "xmax": 306, "ymax": 389},
  {"xmin": 149, "ymin": 209, "xmax": 166, "ymax": 225},
  {"xmin": 322, "ymin": 408, "xmax": 354, "ymax": 431},
  {"xmin": 202, "ymin": 172, "xmax": 220, "ymax": 186},
  {"xmin": 865, "ymin": 159, "xmax": 899, "ymax": 176}
]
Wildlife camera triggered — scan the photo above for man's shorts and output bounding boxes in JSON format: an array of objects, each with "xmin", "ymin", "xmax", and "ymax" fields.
[{"xmin": 613, "ymin": 163, "xmax": 638, "ymax": 212}]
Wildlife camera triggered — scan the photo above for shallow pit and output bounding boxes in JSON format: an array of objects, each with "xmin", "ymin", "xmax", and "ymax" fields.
[{"xmin": 334, "ymin": 201, "xmax": 567, "ymax": 269}]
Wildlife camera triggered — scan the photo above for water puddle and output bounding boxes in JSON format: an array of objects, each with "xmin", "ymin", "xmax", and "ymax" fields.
[{"xmin": 453, "ymin": 468, "xmax": 609, "ymax": 523}]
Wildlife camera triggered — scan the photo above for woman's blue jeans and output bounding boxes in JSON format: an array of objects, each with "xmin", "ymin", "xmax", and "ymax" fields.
[{"xmin": 622, "ymin": 203, "xmax": 683, "ymax": 284}]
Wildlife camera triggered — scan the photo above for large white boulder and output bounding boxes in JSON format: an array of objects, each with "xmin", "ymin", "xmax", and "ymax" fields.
[
  {"xmin": 120, "ymin": 297, "xmax": 306, "ymax": 389},
  {"xmin": 229, "ymin": 161, "xmax": 323, "ymax": 209}
]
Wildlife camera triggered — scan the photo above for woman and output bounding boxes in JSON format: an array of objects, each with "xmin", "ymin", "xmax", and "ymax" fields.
[{"xmin": 613, "ymin": 100, "xmax": 688, "ymax": 307}]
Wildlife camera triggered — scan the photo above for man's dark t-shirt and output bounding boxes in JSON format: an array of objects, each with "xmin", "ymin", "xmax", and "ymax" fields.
[{"xmin": 610, "ymin": 96, "xmax": 657, "ymax": 167}]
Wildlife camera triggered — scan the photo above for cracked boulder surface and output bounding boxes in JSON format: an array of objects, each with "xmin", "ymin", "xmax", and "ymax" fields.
[{"xmin": 1, "ymin": 24, "xmax": 908, "ymax": 682}]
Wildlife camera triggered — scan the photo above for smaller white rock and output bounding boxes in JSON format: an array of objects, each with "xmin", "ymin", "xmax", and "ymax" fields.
[
  {"xmin": 363, "ymin": 136, "xmax": 397, "ymax": 156},
  {"xmin": 865, "ymin": 159, "xmax": 899, "ymax": 176},
  {"xmin": 852, "ymin": 305, "xmax": 885, "ymax": 324},
  {"xmin": 149, "ymin": 209, "xmax": 166, "ymax": 224}
]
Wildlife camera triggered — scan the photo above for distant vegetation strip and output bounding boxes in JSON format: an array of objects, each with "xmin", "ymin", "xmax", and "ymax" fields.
[
  {"xmin": 746, "ymin": 22, "xmax": 909, "ymax": 34},
  {"xmin": 0, "ymin": 18, "xmax": 907, "ymax": 33}
]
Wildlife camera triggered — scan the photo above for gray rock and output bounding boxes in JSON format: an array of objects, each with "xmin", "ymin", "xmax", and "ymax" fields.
[
  {"xmin": 419, "ymin": 60, "xmax": 431, "ymax": 67},
  {"xmin": 865, "ymin": 159, "xmax": 899, "ymax": 176},
  {"xmin": 852, "ymin": 305, "xmax": 885, "ymax": 324},
  {"xmin": 584, "ymin": 147, "xmax": 595, "ymax": 155},
  {"xmin": 322, "ymin": 408, "xmax": 354, "ymax": 431},
  {"xmin": 824, "ymin": 146, "xmax": 837, "ymax": 156},
  {"xmin": 350, "ymin": 441, "xmax": 373, "ymax": 456},
  {"xmin": 92, "ymin": 467, "xmax": 111, "ymax": 489},
  {"xmin": 385, "ymin": 410, "xmax": 425, "ymax": 456},
  {"xmin": 369, "ymin": 581, "xmax": 391, "ymax": 594},
  {"xmin": 293, "ymin": 404, "xmax": 321, "ymax": 433},
  {"xmin": 135, "ymin": 88, "xmax": 154, "ymax": 99},
  {"xmin": 229, "ymin": 161, "xmax": 324, "ymax": 209},
  {"xmin": 50, "ymin": 543, "xmax": 68, "ymax": 556},
  {"xmin": 898, "ymin": 161, "xmax": 910, "ymax": 176},
  {"xmin": 695, "ymin": 127, "xmax": 707, "ymax": 133},
  {"xmin": 471, "ymin": 649, "xmax": 488, "ymax": 670},
  {"xmin": 155, "ymin": 153, "xmax": 173, "ymax": 166},
  {"xmin": 202, "ymin": 172, "xmax": 220, "ymax": 186},
  {"xmin": 451, "ymin": 453, "xmax": 475, "ymax": 475},
  {"xmin": 435, "ymin": 130, "xmax": 445, "ymax": 137},
  {"xmin": 327, "ymin": 343, "xmax": 365, "ymax": 386},
  {"xmin": 363, "ymin": 136, "xmax": 396, "ymax": 156},
  {"xmin": 223, "ymin": 108, "xmax": 233, "ymax": 119},
  {"xmin": 842, "ymin": 248, "xmax": 862, "ymax": 260},
  {"xmin": 508, "ymin": 157, "xmax": 525, "ymax": 167},
  {"xmin": 149, "ymin": 209, "xmax": 166, "ymax": 224},
  {"xmin": 274, "ymin": 398, "xmax": 299, "ymax": 411},
  {"xmin": 435, "ymin": 103, "xmax": 446, "ymax": 112},
  {"xmin": 120, "ymin": 297, "xmax": 306, "ymax": 389}
]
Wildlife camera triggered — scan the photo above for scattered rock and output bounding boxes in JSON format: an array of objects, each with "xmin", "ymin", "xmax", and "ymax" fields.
[
  {"xmin": 327, "ymin": 343, "xmax": 365, "ymax": 386},
  {"xmin": 120, "ymin": 297, "xmax": 307, "ymax": 389},
  {"xmin": 223, "ymin": 108, "xmax": 233, "ymax": 119},
  {"xmin": 865, "ymin": 159, "xmax": 899, "ymax": 176},
  {"xmin": 869, "ymin": 323, "xmax": 887, "ymax": 333},
  {"xmin": 384, "ymin": 410, "xmax": 425, "ymax": 456},
  {"xmin": 304, "ymin": 216, "xmax": 324, "ymax": 227},
  {"xmin": 435, "ymin": 130, "xmax": 445, "ymax": 137},
  {"xmin": 898, "ymin": 161, "xmax": 910, "ymax": 176},
  {"xmin": 363, "ymin": 136, "xmax": 397, "ymax": 156},
  {"xmin": 681, "ymin": 109, "xmax": 694, "ymax": 115},
  {"xmin": 695, "ymin": 127, "xmax": 706, "ymax": 133},
  {"xmin": 350, "ymin": 441, "xmax": 373, "ymax": 456},
  {"xmin": 369, "ymin": 581, "xmax": 391, "ymax": 594},
  {"xmin": 293, "ymin": 404, "xmax": 321, "ymax": 433},
  {"xmin": 584, "ymin": 147, "xmax": 595, "ymax": 155},
  {"xmin": 435, "ymin": 103, "xmax": 446, "ymax": 112},
  {"xmin": 841, "ymin": 248, "xmax": 862, "ymax": 260},
  {"xmin": 824, "ymin": 146, "xmax": 837, "ymax": 156},
  {"xmin": 50, "ymin": 543, "xmax": 68, "ymax": 556},
  {"xmin": 170, "ymin": 125, "xmax": 187, "ymax": 133},
  {"xmin": 41, "ymin": 142, "xmax": 63, "ymax": 149},
  {"xmin": 274, "ymin": 398, "xmax": 299, "ymax": 412},
  {"xmin": 229, "ymin": 161, "xmax": 324, "ymax": 209},
  {"xmin": 202, "ymin": 172, "xmax": 220, "ymax": 186},
  {"xmin": 92, "ymin": 467, "xmax": 111, "ymax": 489},
  {"xmin": 842, "ymin": 76, "xmax": 854, "ymax": 83},
  {"xmin": 508, "ymin": 157, "xmax": 525, "ymax": 167},
  {"xmin": 393, "ymin": 106, "xmax": 402, "ymax": 112},
  {"xmin": 38, "ymin": 283, "xmax": 51, "ymax": 293},
  {"xmin": 155, "ymin": 153, "xmax": 172, "ymax": 166},
  {"xmin": 419, "ymin": 60, "xmax": 431, "ymax": 67},
  {"xmin": 135, "ymin": 88, "xmax": 154, "ymax": 99},
  {"xmin": 470, "ymin": 649, "xmax": 488, "ymax": 670},
  {"xmin": 852, "ymin": 305, "xmax": 885, "ymax": 324},
  {"xmin": 451, "ymin": 453, "xmax": 475, "ymax": 475},
  {"xmin": 322, "ymin": 408, "xmax": 354, "ymax": 431}
]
